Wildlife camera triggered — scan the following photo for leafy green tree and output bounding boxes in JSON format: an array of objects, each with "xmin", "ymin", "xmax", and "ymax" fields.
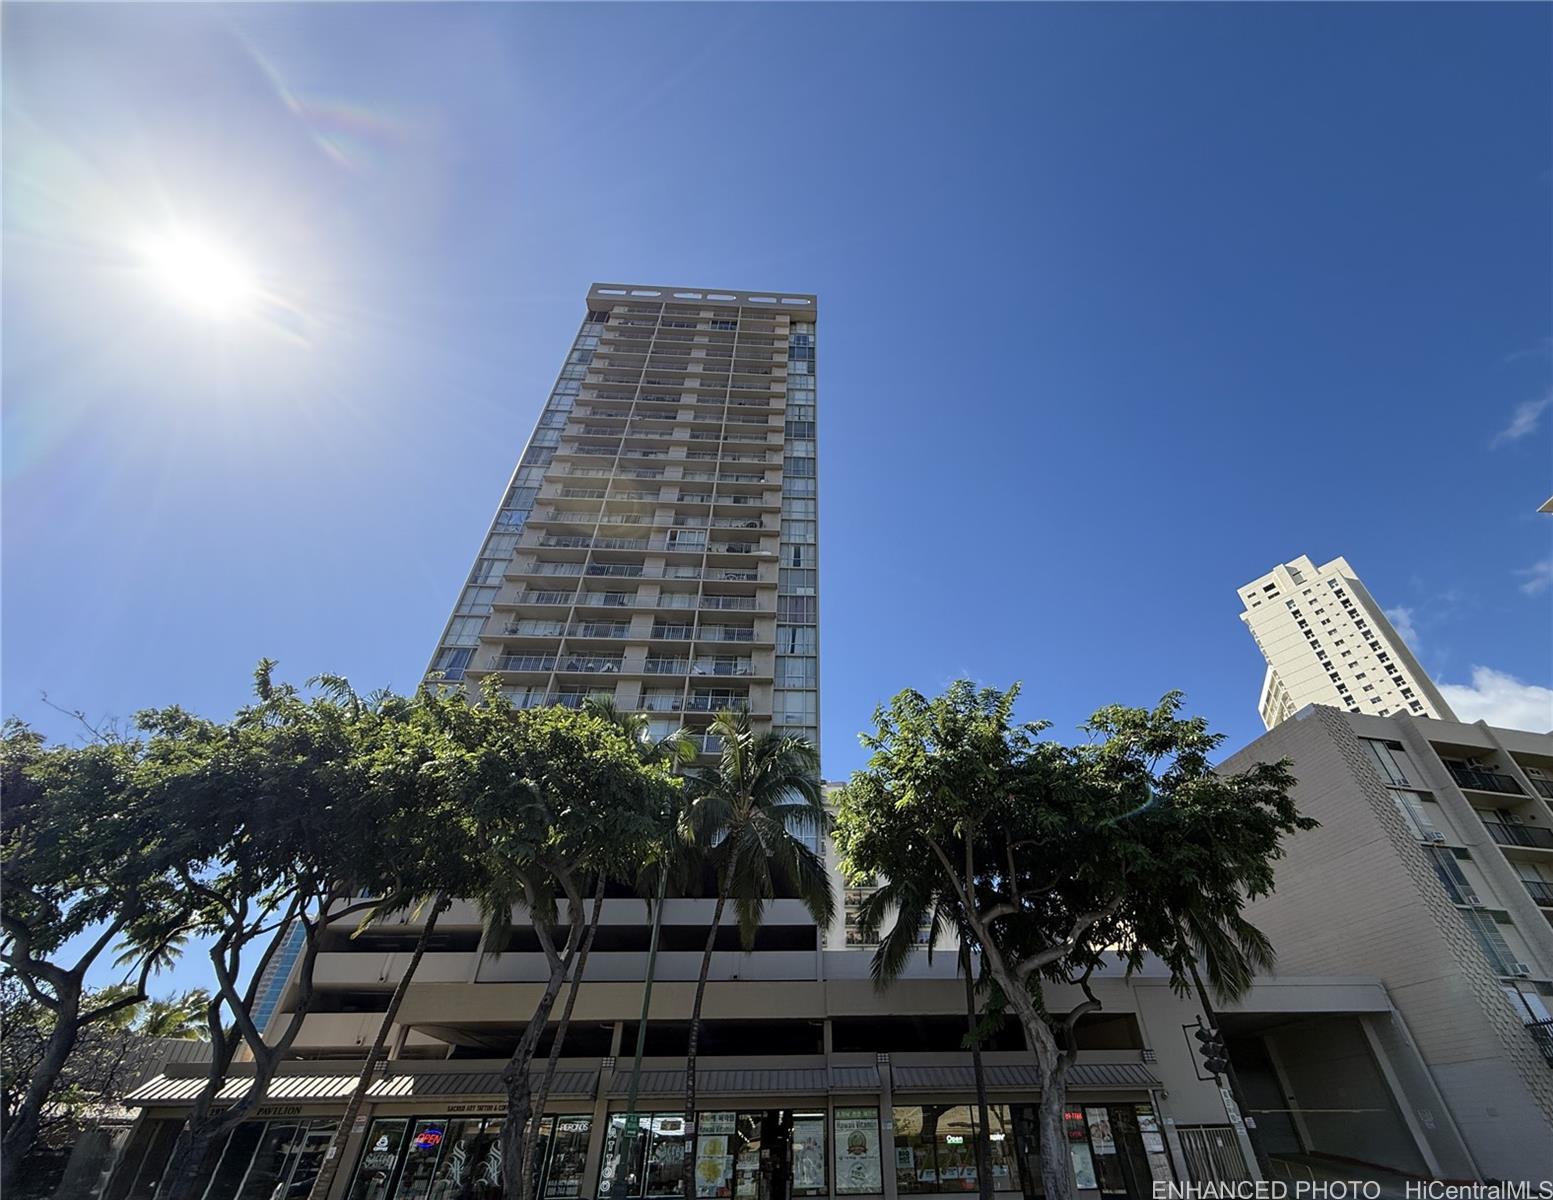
[
  {"xmin": 431, "ymin": 687, "xmax": 675, "ymax": 1200},
  {"xmin": 304, "ymin": 676, "xmax": 494, "ymax": 1200},
  {"xmin": 0, "ymin": 721, "xmax": 192, "ymax": 1191},
  {"xmin": 834, "ymin": 683, "xmax": 1310, "ymax": 1200},
  {"xmin": 678, "ymin": 712, "xmax": 833, "ymax": 1200},
  {"xmin": 139, "ymin": 663, "xmax": 397, "ymax": 1200},
  {"xmin": 515, "ymin": 699, "xmax": 694, "ymax": 1200}
]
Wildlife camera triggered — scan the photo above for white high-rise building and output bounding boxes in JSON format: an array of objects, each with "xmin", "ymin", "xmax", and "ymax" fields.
[{"xmin": 1238, "ymin": 554, "xmax": 1456, "ymax": 730}]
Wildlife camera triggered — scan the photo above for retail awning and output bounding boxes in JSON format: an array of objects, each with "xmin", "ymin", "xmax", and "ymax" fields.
[
  {"xmin": 890, "ymin": 1063, "xmax": 1159, "ymax": 1092},
  {"xmin": 126, "ymin": 1069, "xmax": 599, "ymax": 1106},
  {"xmin": 608, "ymin": 1068, "xmax": 848, "ymax": 1097}
]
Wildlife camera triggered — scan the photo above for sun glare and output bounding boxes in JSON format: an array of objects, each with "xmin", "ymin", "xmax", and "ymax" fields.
[{"xmin": 138, "ymin": 229, "xmax": 257, "ymax": 319}]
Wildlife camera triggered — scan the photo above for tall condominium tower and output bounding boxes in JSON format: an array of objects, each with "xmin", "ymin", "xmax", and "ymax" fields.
[
  {"xmin": 1238, "ymin": 554, "xmax": 1456, "ymax": 730},
  {"xmin": 426, "ymin": 283, "xmax": 820, "ymax": 783}
]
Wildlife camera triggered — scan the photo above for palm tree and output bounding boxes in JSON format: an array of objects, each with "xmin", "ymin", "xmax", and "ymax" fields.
[
  {"xmin": 678, "ymin": 712, "xmax": 834, "ymax": 1200},
  {"xmin": 134, "ymin": 990, "xmax": 211, "ymax": 1040},
  {"xmin": 855, "ymin": 880, "xmax": 997, "ymax": 1200}
]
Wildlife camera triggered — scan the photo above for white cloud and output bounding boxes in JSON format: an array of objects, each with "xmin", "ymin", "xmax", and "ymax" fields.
[
  {"xmin": 1439, "ymin": 667, "xmax": 1553, "ymax": 732},
  {"xmin": 1384, "ymin": 606, "xmax": 1419, "ymax": 651},
  {"xmin": 1490, "ymin": 392, "xmax": 1552, "ymax": 447},
  {"xmin": 1516, "ymin": 559, "xmax": 1552, "ymax": 596}
]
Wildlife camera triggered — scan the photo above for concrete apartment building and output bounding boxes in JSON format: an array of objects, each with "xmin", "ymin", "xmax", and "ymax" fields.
[
  {"xmin": 1222, "ymin": 706, "xmax": 1553, "ymax": 1180},
  {"xmin": 422, "ymin": 282, "xmax": 820, "ymax": 763},
  {"xmin": 108, "ymin": 291, "xmax": 1551, "ymax": 1198},
  {"xmin": 1238, "ymin": 555, "xmax": 1456, "ymax": 729}
]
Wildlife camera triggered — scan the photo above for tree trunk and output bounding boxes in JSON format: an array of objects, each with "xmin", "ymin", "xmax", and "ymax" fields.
[
  {"xmin": 522, "ymin": 879, "xmax": 607, "ymax": 1200},
  {"xmin": 1187, "ymin": 961, "xmax": 1271, "ymax": 1179},
  {"xmin": 997, "ymin": 983, "xmax": 1074, "ymax": 1200},
  {"xmin": 305, "ymin": 899, "xmax": 445, "ymax": 1200},
  {"xmin": 0, "ymin": 987, "xmax": 81, "ymax": 1192},
  {"xmin": 499, "ymin": 920, "xmax": 585, "ymax": 1200},
  {"xmin": 1034, "ymin": 1061, "xmax": 1071, "ymax": 1200},
  {"xmin": 961, "ymin": 957, "xmax": 995, "ymax": 1200},
  {"xmin": 680, "ymin": 891, "xmax": 728, "ymax": 1200}
]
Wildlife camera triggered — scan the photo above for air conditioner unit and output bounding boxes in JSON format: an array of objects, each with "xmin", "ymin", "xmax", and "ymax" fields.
[
  {"xmin": 1460, "ymin": 891, "xmax": 1482, "ymax": 906},
  {"xmin": 1512, "ymin": 963, "xmax": 1533, "ymax": 978},
  {"xmin": 1426, "ymin": 831, "xmax": 1448, "ymax": 843}
]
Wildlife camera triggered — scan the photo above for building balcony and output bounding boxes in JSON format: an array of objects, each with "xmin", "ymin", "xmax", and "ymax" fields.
[
  {"xmin": 1525, "ymin": 1018, "xmax": 1553, "ymax": 1066},
  {"xmin": 1448, "ymin": 765, "xmax": 1525, "ymax": 796},
  {"xmin": 1523, "ymin": 879, "xmax": 1553, "ymax": 907},
  {"xmin": 1531, "ymin": 778, "xmax": 1553, "ymax": 801},
  {"xmin": 1482, "ymin": 821, "xmax": 1553, "ymax": 851}
]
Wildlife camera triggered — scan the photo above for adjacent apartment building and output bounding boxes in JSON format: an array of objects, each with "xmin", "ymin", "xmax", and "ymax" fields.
[
  {"xmin": 1223, "ymin": 706, "xmax": 1553, "ymax": 1180},
  {"xmin": 1238, "ymin": 555, "xmax": 1455, "ymax": 729}
]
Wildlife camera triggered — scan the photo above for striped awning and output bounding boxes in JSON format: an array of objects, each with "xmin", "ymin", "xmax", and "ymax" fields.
[
  {"xmin": 608, "ymin": 1068, "xmax": 843, "ymax": 1097},
  {"xmin": 890, "ymin": 1063, "xmax": 1158, "ymax": 1092},
  {"xmin": 126, "ymin": 1069, "xmax": 598, "ymax": 1106}
]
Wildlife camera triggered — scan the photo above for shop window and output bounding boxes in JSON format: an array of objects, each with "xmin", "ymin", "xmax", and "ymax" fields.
[
  {"xmin": 601, "ymin": 1113, "xmax": 687, "ymax": 1200},
  {"xmin": 892, "ymin": 1104, "xmax": 1014, "ymax": 1193},
  {"xmin": 833, "ymin": 1108, "xmax": 884, "ymax": 1195}
]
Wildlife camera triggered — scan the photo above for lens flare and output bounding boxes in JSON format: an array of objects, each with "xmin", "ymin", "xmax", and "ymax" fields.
[{"xmin": 137, "ymin": 229, "xmax": 256, "ymax": 319}]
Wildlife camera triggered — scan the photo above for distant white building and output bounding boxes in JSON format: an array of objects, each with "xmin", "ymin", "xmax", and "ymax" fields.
[{"xmin": 1237, "ymin": 554, "xmax": 1455, "ymax": 730}]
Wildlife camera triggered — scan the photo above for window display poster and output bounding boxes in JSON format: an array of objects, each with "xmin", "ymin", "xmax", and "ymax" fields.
[
  {"xmin": 1083, "ymin": 1109, "xmax": 1115, "ymax": 1157},
  {"xmin": 1068, "ymin": 1144, "xmax": 1098, "ymax": 1192},
  {"xmin": 695, "ymin": 1114, "xmax": 736, "ymax": 1198},
  {"xmin": 792, "ymin": 1116, "xmax": 826, "ymax": 1194},
  {"xmin": 834, "ymin": 1109, "xmax": 882, "ymax": 1195}
]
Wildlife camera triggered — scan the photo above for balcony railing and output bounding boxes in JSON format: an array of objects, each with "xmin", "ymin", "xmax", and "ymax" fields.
[
  {"xmin": 1449, "ymin": 765, "xmax": 1525, "ymax": 796},
  {"xmin": 701, "ymin": 595, "xmax": 756, "ymax": 611},
  {"xmin": 555, "ymin": 655, "xmax": 623, "ymax": 674},
  {"xmin": 1482, "ymin": 821, "xmax": 1553, "ymax": 851},
  {"xmin": 1531, "ymin": 778, "xmax": 1553, "ymax": 801},
  {"xmin": 1523, "ymin": 879, "xmax": 1553, "ymax": 906},
  {"xmin": 495, "ymin": 655, "xmax": 556, "ymax": 672},
  {"xmin": 1525, "ymin": 1018, "xmax": 1553, "ymax": 1066}
]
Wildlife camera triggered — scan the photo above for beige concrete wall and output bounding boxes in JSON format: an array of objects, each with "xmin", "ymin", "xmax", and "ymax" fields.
[{"xmin": 1224, "ymin": 708, "xmax": 1553, "ymax": 1179}]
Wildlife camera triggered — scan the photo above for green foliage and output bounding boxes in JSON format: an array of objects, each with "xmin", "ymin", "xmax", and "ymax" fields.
[
  {"xmin": 834, "ymin": 681, "xmax": 1311, "ymax": 1000},
  {"xmin": 834, "ymin": 681, "xmax": 1313, "ymax": 1200},
  {"xmin": 686, "ymin": 710, "xmax": 835, "ymax": 946}
]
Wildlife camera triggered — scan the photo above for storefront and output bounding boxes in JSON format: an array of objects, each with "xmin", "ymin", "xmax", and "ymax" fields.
[
  {"xmin": 345, "ymin": 1113, "xmax": 593, "ymax": 1200},
  {"xmin": 117, "ymin": 1059, "xmax": 1173, "ymax": 1200}
]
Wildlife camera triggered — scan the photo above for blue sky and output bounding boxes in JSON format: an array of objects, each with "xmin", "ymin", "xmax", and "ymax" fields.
[{"xmin": 4, "ymin": 4, "xmax": 1551, "ymax": 988}]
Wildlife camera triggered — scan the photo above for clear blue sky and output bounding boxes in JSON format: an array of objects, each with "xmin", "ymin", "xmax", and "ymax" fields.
[{"xmin": 5, "ymin": 5, "xmax": 1551, "ymax": 808}]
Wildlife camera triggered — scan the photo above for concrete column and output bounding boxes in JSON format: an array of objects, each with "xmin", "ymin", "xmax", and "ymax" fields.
[
  {"xmin": 1148, "ymin": 1088, "xmax": 1189, "ymax": 1185},
  {"xmin": 877, "ymin": 1056, "xmax": 897, "ymax": 1200},
  {"xmin": 582, "ymin": 1057, "xmax": 617, "ymax": 1199},
  {"xmin": 1358, "ymin": 1015, "xmax": 1443, "ymax": 1177}
]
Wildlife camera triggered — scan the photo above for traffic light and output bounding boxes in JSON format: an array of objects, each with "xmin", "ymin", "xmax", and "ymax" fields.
[{"xmin": 1194, "ymin": 1024, "xmax": 1231, "ymax": 1077}]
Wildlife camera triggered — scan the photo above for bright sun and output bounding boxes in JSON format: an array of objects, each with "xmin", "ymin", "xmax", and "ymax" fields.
[{"xmin": 138, "ymin": 230, "xmax": 257, "ymax": 319}]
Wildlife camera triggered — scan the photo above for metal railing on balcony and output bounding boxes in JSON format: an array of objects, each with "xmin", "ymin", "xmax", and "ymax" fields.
[
  {"xmin": 1482, "ymin": 821, "xmax": 1553, "ymax": 851},
  {"xmin": 1523, "ymin": 879, "xmax": 1553, "ymax": 906},
  {"xmin": 1525, "ymin": 1018, "xmax": 1553, "ymax": 1066},
  {"xmin": 555, "ymin": 655, "xmax": 623, "ymax": 674},
  {"xmin": 495, "ymin": 655, "xmax": 556, "ymax": 672},
  {"xmin": 1449, "ymin": 765, "xmax": 1525, "ymax": 795},
  {"xmin": 644, "ymin": 659, "xmax": 690, "ymax": 675},
  {"xmin": 686, "ymin": 695, "xmax": 748, "ymax": 713},
  {"xmin": 701, "ymin": 596, "xmax": 756, "ymax": 611}
]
